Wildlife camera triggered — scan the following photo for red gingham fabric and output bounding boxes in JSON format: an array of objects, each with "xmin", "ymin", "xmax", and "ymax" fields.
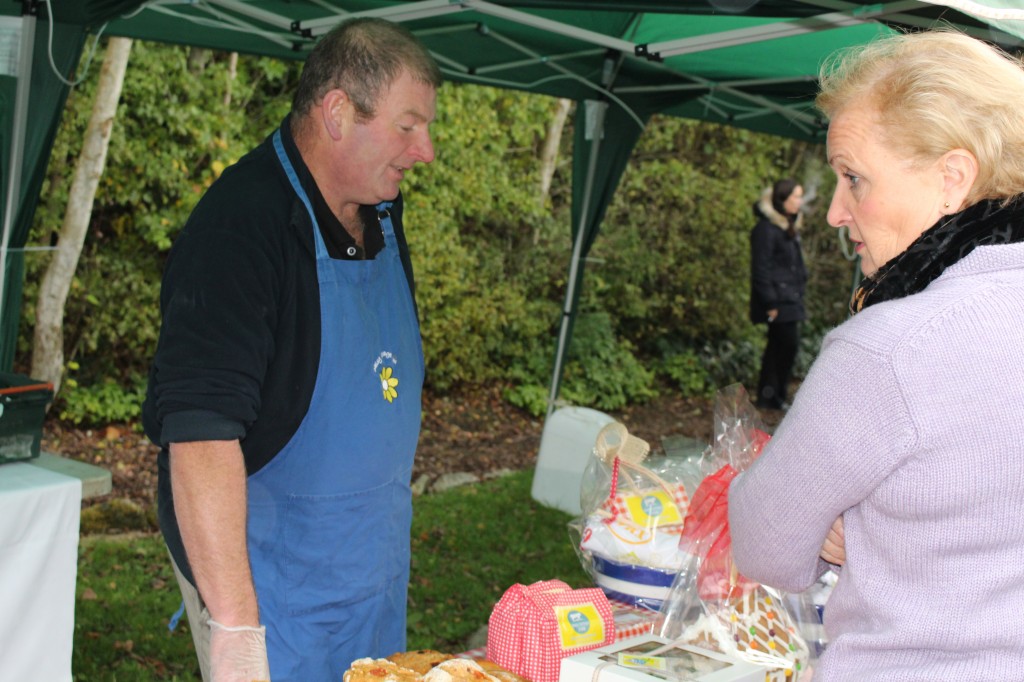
[
  {"xmin": 460, "ymin": 599, "xmax": 658, "ymax": 665},
  {"xmin": 609, "ymin": 601, "xmax": 658, "ymax": 642},
  {"xmin": 487, "ymin": 580, "xmax": 615, "ymax": 682}
]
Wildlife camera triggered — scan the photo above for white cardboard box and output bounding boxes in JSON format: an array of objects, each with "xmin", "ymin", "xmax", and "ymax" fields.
[{"xmin": 559, "ymin": 635, "xmax": 765, "ymax": 682}]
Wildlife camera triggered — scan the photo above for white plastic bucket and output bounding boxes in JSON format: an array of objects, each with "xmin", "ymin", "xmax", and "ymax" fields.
[{"xmin": 530, "ymin": 406, "xmax": 616, "ymax": 515}]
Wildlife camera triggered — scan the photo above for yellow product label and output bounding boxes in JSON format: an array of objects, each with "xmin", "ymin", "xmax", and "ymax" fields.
[
  {"xmin": 617, "ymin": 653, "xmax": 668, "ymax": 671},
  {"xmin": 623, "ymin": 491, "xmax": 681, "ymax": 526},
  {"xmin": 554, "ymin": 604, "xmax": 606, "ymax": 649}
]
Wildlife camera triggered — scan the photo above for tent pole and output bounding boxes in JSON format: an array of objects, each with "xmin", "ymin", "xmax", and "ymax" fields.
[
  {"xmin": 0, "ymin": 12, "xmax": 36, "ymax": 341},
  {"xmin": 545, "ymin": 97, "xmax": 607, "ymax": 419}
]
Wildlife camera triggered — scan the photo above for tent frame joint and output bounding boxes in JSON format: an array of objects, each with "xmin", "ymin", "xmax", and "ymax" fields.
[{"xmin": 634, "ymin": 43, "xmax": 661, "ymax": 62}]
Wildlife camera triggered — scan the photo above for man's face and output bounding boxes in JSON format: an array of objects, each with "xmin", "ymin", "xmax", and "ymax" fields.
[{"xmin": 333, "ymin": 70, "xmax": 436, "ymax": 211}]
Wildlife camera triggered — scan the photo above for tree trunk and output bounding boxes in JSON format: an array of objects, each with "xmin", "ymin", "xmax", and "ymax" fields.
[
  {"xmin": 223, "ymin": 51, "xmax": 239, "ymax": 145},
  {"xmin": 223, "ymin": 51, "xmax": 238, "ymax": 108},
  {"xmin": 536, "ymin": 98, "xmax": 572, "ymax": 220},
  {"xmin": 31, "ymin": 37, "xmax": 133, "ymax": 395}
]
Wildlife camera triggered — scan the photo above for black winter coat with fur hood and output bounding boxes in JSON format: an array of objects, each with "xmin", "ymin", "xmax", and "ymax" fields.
[{"xmin": 749, "ymin": 188, "xmax": 807, "ymax": 324}]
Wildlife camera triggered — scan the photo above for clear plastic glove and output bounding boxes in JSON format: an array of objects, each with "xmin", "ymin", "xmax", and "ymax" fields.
[{"xmin": 209, "ymin": 620, "xmax": 271, "ymax": 682}]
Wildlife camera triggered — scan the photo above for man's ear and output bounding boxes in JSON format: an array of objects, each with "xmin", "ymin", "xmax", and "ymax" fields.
[
  {"xmin": 321, "ymin": 89, "xmax": 349, "ymax": 141},
  {"xmin": 941, "ymin": 148, "xmax": 979, "ymax": 212}
]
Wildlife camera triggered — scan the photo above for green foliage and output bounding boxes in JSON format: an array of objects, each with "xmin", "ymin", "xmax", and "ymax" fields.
[
  {"xmin": 20, "ymin": 245, "xmax": 163, "ymax": 382},
  {"xmin": 699, "ymin": 331, "xmax": 766, "ymax": 391},
  {"xmin": 558, "ymin": 312, "xmax": 659, "ymax": 410},
  {"xmin": 400, "ymin": 84, "xmax": 571, "ymax": 391},
  {"xmin": 503, "ymin": 382, "xmax": 551, "ymax": 417},
  {"xmin": 23, "ymin": 41, "xmax": 302, "ymax": 398},
  {"xmin": 35, "ymin": 43, "xmax": 298, "ymax": 253},
  {"xmin": 407, "ymin": 83, "xmax": 552, "ymax": 224},
  {"xmin": 593, "ymin": 118, "xmax": 808, "ymax": 354},
  {"xmin": 504, "ymin": 312, "xmax": 660, "ymax": 417},
  {"xmin": 660, "ymin": 347, "xmax": 711, "ymax": 397},
  {"xmin": 22, "ymin": 42, "xmax": 858, "ymax": 422},
  {"xmin": 58, "ymin": 374, "xmax": 147, "ymax": 426}
]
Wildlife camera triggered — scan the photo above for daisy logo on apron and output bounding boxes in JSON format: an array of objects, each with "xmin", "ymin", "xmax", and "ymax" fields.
[{"xmin": 374, "ymin": 351, "xmax": 401, "ymax": 403}]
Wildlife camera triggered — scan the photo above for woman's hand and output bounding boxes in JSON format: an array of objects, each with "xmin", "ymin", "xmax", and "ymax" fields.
[
  {"xmin": 767, "ymin": 308, "xmax": 779, "ymax": 322},
  {"xmin": 820, "ymin": 516, "xmax": 846, "ymax": 566}
]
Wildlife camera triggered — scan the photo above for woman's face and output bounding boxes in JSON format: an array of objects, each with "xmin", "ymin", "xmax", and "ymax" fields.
[
  {"xmin": 783, "ymin": 185, "xmax": 804, "ymax": 215},
  {"xmin": 825, "ymin": 104, "xmax": 947, "ymax": 277}
]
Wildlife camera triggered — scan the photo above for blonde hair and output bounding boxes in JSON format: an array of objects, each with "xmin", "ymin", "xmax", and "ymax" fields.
[{"xmin": 816, "ymin": 29, "xmax": 1024, "ymax": 205}]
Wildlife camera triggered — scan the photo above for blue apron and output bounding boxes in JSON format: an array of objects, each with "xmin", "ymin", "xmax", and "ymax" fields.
[{"xmin": 246, "ymin": 129, "xmax": 424, "ymax": 680}]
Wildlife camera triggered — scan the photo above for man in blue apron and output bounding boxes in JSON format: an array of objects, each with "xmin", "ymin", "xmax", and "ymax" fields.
[{"xmin": 143, "ymin": 18, "xmax": 440, "ymax": 681}]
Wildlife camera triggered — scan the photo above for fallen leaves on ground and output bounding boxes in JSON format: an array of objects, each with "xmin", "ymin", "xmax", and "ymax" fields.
[{"xmin": 43, "ymin": 385, "xmax": 756, "ymax": 528}]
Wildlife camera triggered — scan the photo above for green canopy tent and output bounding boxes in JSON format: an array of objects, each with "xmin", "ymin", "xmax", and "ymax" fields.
[{"xmin": 2, "ymin": 0, "xmax": 1023, "ymax": 414}]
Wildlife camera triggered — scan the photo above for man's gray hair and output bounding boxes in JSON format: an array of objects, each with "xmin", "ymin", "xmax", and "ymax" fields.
[{"xmin": 292, "ymin": 17, "xmax": 442, "ymax": 122}]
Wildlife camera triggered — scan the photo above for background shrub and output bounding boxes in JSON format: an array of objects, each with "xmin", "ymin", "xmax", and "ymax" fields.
[{"xmin": 20, "ymin": 42, "xmax": 856, "ymax": 424}]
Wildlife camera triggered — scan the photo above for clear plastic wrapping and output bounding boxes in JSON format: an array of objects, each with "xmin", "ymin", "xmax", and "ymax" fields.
[
  {"xmin": 653, "ymin": 384, "xmax": 826, "ymax": 681},
  {"xmin": 568, "ymin": 422, "xmax": 704, "ymax": 610}
]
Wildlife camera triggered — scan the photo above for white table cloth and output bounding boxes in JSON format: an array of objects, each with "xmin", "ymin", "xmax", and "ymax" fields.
[{"xmin": 0, "ymin": 463, "xmax": 81, "ymax": 682}]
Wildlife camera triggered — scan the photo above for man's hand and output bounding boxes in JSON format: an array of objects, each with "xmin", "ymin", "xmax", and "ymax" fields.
[
  {"xmin": 209, "ymin": 620, "xmax": 270, "ymax": 682},
  {"xmin": 820, "ymin": 516, "xmax": 846, "ymax": 566}
]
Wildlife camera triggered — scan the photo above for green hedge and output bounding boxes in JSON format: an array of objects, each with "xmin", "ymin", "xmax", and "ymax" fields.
[{"xmin": 23, "ymin": 41, "xmax": 852, "ymax": 425}]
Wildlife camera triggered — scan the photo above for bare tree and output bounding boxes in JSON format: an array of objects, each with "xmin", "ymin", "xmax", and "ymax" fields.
[
  {"xmin": 31, "ymin": 37, "xmax": 133, "ymax": 394},
  {"xmin": 223, "ymin": 51, "xmax": 238, "ymax": 108},
  {"xmin": 535, "ymin": 98, "xmax": 573, "ymax": 240}
]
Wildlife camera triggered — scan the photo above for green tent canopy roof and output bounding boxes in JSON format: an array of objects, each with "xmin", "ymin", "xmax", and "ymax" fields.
[{"xmin": 86, "ymin": 0, "xmax": 1022, "ymax": 141}]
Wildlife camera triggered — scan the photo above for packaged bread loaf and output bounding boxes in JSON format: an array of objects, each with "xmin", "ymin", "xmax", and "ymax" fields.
[{"xmin": 343, "ymin": 652, "xmax": 528, "ymax": 682}]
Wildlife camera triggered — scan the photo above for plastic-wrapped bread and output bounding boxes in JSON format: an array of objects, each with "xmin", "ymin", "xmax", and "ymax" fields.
[
  {"xmin": 386, "ymin": 650, "xmax": 455, "ymax": 674},
  {"xmin": 344, "ymin": 655, "xmax": 526, "ymax": 682},
  {"xmin": 343, "ymin": 658, "xmax": 423, "ymax": 682}
]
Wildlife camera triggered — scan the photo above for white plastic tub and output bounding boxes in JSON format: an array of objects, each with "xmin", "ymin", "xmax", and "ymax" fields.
[{"xmin": 530, "ymin": 406, "xmax": 616, "ymax": 515}]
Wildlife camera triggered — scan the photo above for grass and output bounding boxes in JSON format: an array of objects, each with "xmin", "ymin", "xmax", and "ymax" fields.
[
  {"xmin": 74, "ymin": 469, "xmax": 591, "ymax": 680},
  {"xmin": 75, "ymin": 533, "xmax": 196, "ymax": 680}
]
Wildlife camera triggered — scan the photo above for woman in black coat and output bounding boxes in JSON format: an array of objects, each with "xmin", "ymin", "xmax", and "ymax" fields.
[{"xmin": 749, "ymin": 178, "xmax": 807, "ymax": 410}]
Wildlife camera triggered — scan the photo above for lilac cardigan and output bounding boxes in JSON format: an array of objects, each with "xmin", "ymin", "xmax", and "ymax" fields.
[{"xmin": 729, "ymin": 242, "xmax": 1024, "ymax": 681}]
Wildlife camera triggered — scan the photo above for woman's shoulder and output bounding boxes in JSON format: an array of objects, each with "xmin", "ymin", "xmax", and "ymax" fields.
[
  {"xmin": 831, "ymin": 264, "xmax": 1024, "ymax": 360},
  {"xmin": 943, "ymin": 241, "xmax": 1024, "ymax": 281}
]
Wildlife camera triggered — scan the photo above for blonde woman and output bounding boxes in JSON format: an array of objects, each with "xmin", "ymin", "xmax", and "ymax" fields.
[{"xmin": 730, "ymin": 30, "xmax": 1024, "ymax": 681}]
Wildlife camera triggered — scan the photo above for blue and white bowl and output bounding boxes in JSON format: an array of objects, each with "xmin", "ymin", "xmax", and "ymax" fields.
[{"xmin": 591, "ymin": 554, "xmax": 677, "ymax": 610}]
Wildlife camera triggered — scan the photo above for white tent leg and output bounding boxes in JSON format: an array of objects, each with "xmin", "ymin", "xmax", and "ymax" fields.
[{"xmin": 0, "ymin": 13, "xmax": 36, "ymax": 334}]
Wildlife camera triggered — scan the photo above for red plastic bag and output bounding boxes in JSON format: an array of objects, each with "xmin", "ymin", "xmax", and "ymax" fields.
[{"xmin": 677, "ymin": 422, "xmax": 770, "ymax": 601}]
